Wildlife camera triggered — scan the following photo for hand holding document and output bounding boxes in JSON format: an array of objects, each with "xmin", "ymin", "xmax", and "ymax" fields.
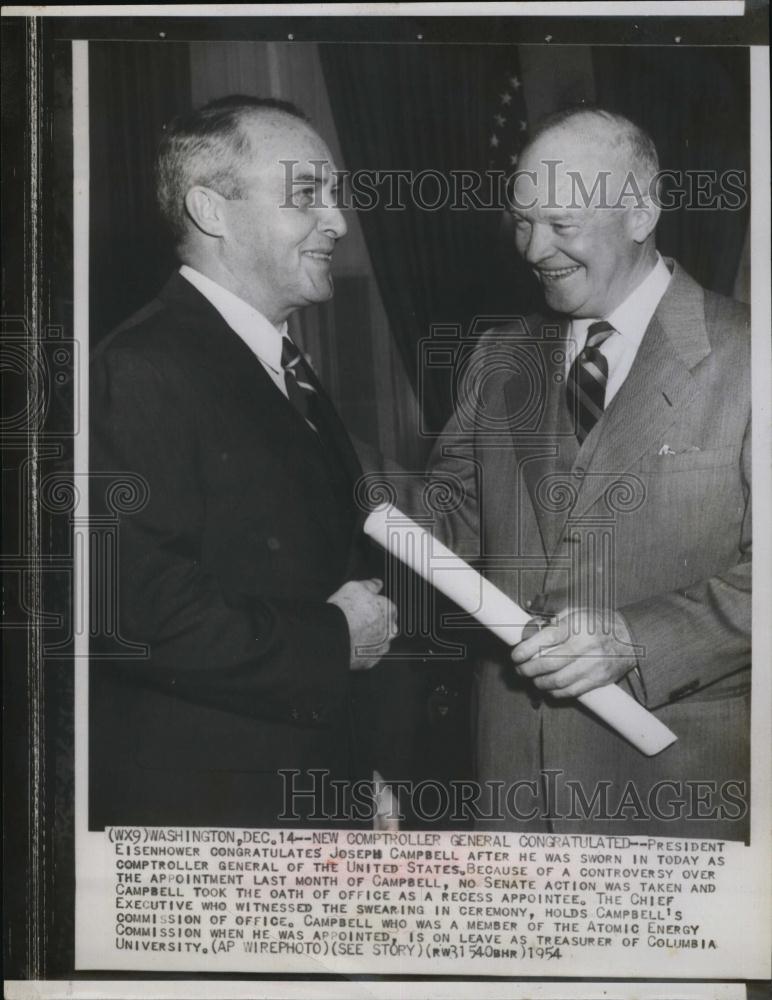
[{"xmin": 364, "ymin": 505, "xmax": 677, "ymax": 757}]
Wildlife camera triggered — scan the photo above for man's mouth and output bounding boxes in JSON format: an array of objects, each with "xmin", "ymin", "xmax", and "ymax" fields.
[
  {"xmin": 537, "ymin": 265, "xmax": 581, "ymax": 282},
  {"xmin": 302, "ymin": 250, "xmax": 333, "ymax": 262}
]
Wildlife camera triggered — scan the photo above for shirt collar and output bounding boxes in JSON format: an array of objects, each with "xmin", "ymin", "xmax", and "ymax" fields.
[
  {"xmin": 179, "ymin": 265, "xmax": 288, "ymax": 373},
  {"xmin": 570, "ymin": 253, "xmax": 672, "ymax": 347},
  {"xmin": 605, "ymin": 252, "xmax": 672, "ymax": 342}
]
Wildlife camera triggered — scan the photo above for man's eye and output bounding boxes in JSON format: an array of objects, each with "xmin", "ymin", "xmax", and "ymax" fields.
[
  {"xmin": 553, "ymin": 223, "xmax": 577, "ymax": 233},
  {"xmin": 295, "ymin": 187, "xmax": 315, "ymax": 205}
]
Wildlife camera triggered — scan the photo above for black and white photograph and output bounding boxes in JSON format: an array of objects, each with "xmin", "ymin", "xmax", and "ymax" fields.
[{"xmin": 2, "ymin": 3, "xmax": 770, "ymax": 998}]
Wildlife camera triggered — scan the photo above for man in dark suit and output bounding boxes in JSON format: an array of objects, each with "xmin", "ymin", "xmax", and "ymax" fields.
[
  {"xmin": 89, "ymin": 96, "xmax": 397, "ymax": 829},
  {"xmin": 426, "ymin": 107, "xmax": 751, "ymax": 838}
]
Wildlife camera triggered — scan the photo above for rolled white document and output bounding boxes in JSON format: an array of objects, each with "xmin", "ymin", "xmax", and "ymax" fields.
[{"xmin": 364, "ymin": 505, "xmax": 677, "ymax": 757}]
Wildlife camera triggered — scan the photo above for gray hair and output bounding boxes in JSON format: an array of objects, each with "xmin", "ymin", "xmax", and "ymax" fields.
[
  {"xmin": 523, "ymin": 105, "xmax": 660, "ymax": 194},
  {"xmin": 155, "ymin": 95, "xmax": 310, "ymax": 242}
]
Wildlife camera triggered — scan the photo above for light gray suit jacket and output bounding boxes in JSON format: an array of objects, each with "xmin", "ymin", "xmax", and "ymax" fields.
[{"xmin": 426, "ymin": 260, "xmax": 751, "ymax": 839}]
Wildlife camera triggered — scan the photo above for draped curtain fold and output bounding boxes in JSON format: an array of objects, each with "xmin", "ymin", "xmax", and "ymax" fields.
[
  {"xmin": 320, "ymin": 43, "xmax": 537, "ymax": 431},
  {"xmin": 591, "ymin": 46, "xmax": 749, "ymax": 298},
  {"xmin": 89, "ymin": 42, "xmax": 191, "ymax": 342}
]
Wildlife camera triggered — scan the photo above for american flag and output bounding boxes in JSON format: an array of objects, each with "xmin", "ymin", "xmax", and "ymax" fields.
[{"xmin": 487, "ymin": 58, "xmax": 529, "ymax": 177}]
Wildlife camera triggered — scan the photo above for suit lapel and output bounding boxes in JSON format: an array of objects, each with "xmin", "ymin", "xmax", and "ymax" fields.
[
  {"xmin": 158, "ymin": 273, "xmax": 361, "ymax": 538},
  {"xmin": 502, "ymin": 316, "xmax": 578, "ymax": 556},
  {"xmin": 570, "ymin": 261, "xmax": 711, "ymax": 520},
  {"xmin": 304, "ymin": 363, "xmax": 364, "ymax": 494},
  {"xmin": 293, "ymin": 351, "xmax": 370, "ymax": 579}
]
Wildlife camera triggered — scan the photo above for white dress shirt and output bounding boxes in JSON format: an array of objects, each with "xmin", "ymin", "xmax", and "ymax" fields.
[
  {"xmin": 566, "ymin": 254, "xmax": 672, "ymax": 406},
  {"xmin": 179, "ymin": 265, "xmax": 291, "ymax": 399}
]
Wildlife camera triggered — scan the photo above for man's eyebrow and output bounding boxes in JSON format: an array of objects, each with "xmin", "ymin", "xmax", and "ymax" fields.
[
  {"xmin": 510, "ymin": 209, "xmax": 580, "ymax": 223},
  {"xmin": 542, "ymin": 211, "xmax": 581, "ymax": 223},
  {"xmin": 291, "ymin": 171, "xmax": 341, "ymax": 186}
]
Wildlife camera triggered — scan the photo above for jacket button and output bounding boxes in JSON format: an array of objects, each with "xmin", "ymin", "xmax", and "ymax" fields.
[
  {"xmin": 311, "ymin": 710, "xmax": 320, "ymax": 722},
  {"xmin": 267, "ymin": 537, "xmax": 281, "ymax": 551},
  {"xmin": 290, "ymin": 708, "xmax": 300, "ymax": 721}
]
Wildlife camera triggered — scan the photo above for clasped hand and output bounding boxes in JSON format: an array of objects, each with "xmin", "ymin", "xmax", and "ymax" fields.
[
  {"xmin": 327, "ymin": 578, "xmax": 398, "ymax": 670},
  {"xmin": 511, "ymin": 607, "xmax": 638, "ymax": 698}
]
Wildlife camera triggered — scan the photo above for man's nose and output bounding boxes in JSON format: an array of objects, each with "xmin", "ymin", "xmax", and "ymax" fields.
[
  {"xmin": 319, "ymin": 203, "xmax": 347, "ymax": 239},
  {"xmin": 523, "ymin": 223, "xmax": 553, "ymax": 264}
]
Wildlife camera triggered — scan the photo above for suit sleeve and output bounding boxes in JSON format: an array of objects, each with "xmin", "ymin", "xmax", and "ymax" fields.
[
  {"xmin": 90, "ymin": 345, "xmax": 351, "ymax": 727},
  {"xmin": 394, "ymin": 338, "xmax": 500, "ymax": 559},
  {"xmin": 349, "ymin": 398, "xmax": 483, "ymax": 556},
  {"xmin": 621, "ymin": 416, "xmax": 752, "ymax": 708}
]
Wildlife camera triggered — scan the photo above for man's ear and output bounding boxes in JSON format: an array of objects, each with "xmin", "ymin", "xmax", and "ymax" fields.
[
  {"xmin": 628, "ymin": 195, "xmax": 660, "ymax": 245},
  {"xmin": 184, "ymin": 186, "xmax": 228, "ymax": 238}
]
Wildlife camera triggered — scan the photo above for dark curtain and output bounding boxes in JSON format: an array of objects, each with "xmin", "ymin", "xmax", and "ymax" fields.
[
  {"xmin": 89, "ymin": 42, "xmax": 191, "ymax": 343},
  {"xmin": 592, "ymin": 46, "xmax": 749, "ymax": 297},
  {"xmin": 320, "ymin": 44, "xmax": 539, "ymax": 432}
]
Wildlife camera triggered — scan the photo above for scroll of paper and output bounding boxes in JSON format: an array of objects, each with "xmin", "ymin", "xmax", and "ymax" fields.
[{"xmin": 364, "ymin": 505, "xmax": 677, "ymax": 757}]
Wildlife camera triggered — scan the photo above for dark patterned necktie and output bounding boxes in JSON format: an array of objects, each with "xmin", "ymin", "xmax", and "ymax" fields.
[
  {"xmin": 566, "ymin": 320, "xmax": 616, "ymax": 443},
  {"xmin": 281, "ymin": 337, "xmax": 319, "ymax": 434}
]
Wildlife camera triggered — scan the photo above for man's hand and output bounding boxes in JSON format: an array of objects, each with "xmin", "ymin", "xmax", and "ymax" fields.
[
  {"xmin": 511, "ymin": 607, "xmax": 638, "ymax": 698},
  {"xmin": 327, "ymin": 578, "xmax": 398, "ymax": 671}
]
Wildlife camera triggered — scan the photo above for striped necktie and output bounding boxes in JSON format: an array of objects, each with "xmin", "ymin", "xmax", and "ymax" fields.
[
  {"xmin": 566, "ymin": 320, "xmax": 616, "ymax": 443},
  {"xmin": 281, "ymin": 337, "xmax": 319, "ymax": 434}
]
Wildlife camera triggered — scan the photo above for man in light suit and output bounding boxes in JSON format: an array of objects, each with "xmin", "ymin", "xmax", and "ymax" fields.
[
  {"xmin": 89, "ymin": 96, "xmax": 397, "ymax": 829},
  {"xmin": 427, "ymin": 107, "xmax": 750, "ymax": 838}
]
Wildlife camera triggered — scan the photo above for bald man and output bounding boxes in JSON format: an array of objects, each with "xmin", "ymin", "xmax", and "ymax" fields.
[
  {"xmin": 89, "ymin": 96, "xmax": 397, "ymax": 829},
  {"xmin": 426, "ymin": 108, "xmax": 751, "ymax": 839}
]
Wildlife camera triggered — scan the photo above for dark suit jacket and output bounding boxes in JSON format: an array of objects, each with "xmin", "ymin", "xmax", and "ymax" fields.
[
  {"xmin": 89, "ymin": 272, "xmax": 374, "ymax": 828},
  {"xmin": 427, "ymin": 260, "xmax": 751, "ymax": 839}
]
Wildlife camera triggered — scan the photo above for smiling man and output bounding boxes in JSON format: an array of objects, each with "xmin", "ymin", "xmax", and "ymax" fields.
[
  {"xmin": 425, "ymin": 107, "xmax": 751, "ymax": 838},
  {"xmin": 89, "ymin": 96, "xmax": 397, "ymax": 829},
  {"xmin": 510, "ymin": 116, "xmax": 662, "ymax": 323}
]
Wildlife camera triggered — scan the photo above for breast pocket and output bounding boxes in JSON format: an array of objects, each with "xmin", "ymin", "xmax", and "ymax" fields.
[{"xmin": 634, "ymin": 446, "xmax": 737, "ymax": 474}]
